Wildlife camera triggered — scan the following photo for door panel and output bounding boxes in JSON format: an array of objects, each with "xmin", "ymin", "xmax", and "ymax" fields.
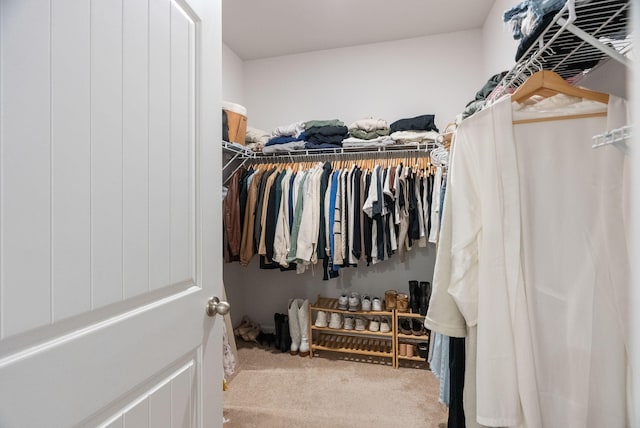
[
  {"xmin": 51, "ymin": 0, "xmax": 92, "ymax": 321},
  {"xmin": 90, "ymin": 0, "xmax": 124, "ymax": 310},
  {"xmin": 123, "ymin": 0, "xmax": 151, "ymax": 300},
  {"xmin": 0, "ymin": 0, "xmax": 222, "ymax": 425},
  {"xmin": 149, "ymin": 0, "xmax": 173, "ymax": 292},
  {"xmin": 1, "ymin": 0, "xmax": 52, "ymax": 338}
]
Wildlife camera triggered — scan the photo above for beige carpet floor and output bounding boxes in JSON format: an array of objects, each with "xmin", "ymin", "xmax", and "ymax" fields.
[{"xmin": 224, "ymin": 342, "xmax": 448, "ymax": 428}]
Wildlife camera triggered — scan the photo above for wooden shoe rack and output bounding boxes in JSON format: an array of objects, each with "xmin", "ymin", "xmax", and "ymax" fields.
[
  {"xmin": 309, "ymin": 296, "xmax": 395, "ymax": 365},
  {"xmin": 394, "ymin": 311, "xmax": 430, "ymax": 369},
  {"xmin": 309, "ymin": 296, "xmax": 431, "ymax": 369}
]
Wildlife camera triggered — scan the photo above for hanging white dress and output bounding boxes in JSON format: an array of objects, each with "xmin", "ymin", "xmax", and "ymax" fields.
[{"xmin": 426, "ymin": 94, "xmax": 630, "ymax": 428}]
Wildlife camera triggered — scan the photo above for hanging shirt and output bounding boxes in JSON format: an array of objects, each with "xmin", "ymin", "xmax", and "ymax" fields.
[
  {"xmin": 426, "ymin": 95, "xmax": 630, "ymax": 428},
  {"xmin": 428, "ymin": 166, "xmax": 443, "ymax": 243}
]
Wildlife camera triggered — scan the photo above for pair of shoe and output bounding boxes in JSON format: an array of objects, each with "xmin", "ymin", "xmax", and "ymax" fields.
[
  {"xmin": 368, "ymin": 316, "xmax": 391, "ymax": 333},
  {"xmin": 338, "ymin": 292, "xmax": 361, "ymax": 311},
  {"xmin": 398, "ymin": 343, "xmax": 416, "ymax": 357},
  {"xmin": 409, "ymin": 280, "xmax": 432, "ymax": 315},
  {"xmin": 361, "ymin": 296, "xmax": 383, "ymax": 312},
  {"xmin": 234, "ymin": 316, "xmax": 260, "ymax": 342},
  {"xmin": 399, "ymin": 318, "xmax": 426, "ymax": 336},
  {"xmin": 288, "ymin": 299, "xmax": 310, "ymax": 357},
  {"xmin": 274, "ymin": 313, "xmax": 291, "ymax": 352},
  {"xmin": 344, "ymin": 315, "xmax": 367, "ymax": 331},
  {"xmin": 327, "ymin": 312, "xmax": 343, "ymax": 329},
  {"xmin": 385, "ymin": 290, "xmax": 411, "ymax": 312}
]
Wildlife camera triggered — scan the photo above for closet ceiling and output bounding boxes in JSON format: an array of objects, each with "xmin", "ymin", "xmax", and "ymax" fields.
[{"xmin": 223, "ymin": 0, "xmax": 497, "ymax": 60}]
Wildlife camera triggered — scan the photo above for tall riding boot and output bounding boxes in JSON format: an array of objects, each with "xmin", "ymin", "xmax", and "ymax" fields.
[
  {"xmin": 280, "ymin": 315, "xmax": 291, "ymax": 353},
  {"xmin": 273, "ymin": 313, "xmax": 281, "ymax": 350},
  {"xmin": 288, "ymin": 299, "xmax": 302, "ymax": 355},
  {"xmin": 298, "ymin": 299, "xmax": 310, "ymax": 357},
  {"xmin": 409, "ymin": 280, "xmax": 420, "ymax": 314},
  {"xmin": 420, "ymin": 281, "xmax": 432, "ymax": 316}
]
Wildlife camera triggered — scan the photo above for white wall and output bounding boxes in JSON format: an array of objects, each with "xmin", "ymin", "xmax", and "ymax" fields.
[
  {"xmin": 242, "ymin": 29, "xmax": 486, "ymax": 132},
  {"xmin": 224, "ymin": 242, "xmax": 437, "ymax": 330},
  {"xmin": 222, "ymin": 42, "xmax": 244, "ymax": 104},
  {"xmin": 223, "ymin": 30, "xmax": 485, "ymax": 330},
  {"xmin": 482, "ymin": 0, "xmax": 520, "ymax": 77}
]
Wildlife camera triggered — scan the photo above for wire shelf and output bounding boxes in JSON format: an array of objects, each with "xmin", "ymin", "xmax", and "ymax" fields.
[{"xmin": 495, "ymin": 0, "xmax": 631, "ymax": 98}]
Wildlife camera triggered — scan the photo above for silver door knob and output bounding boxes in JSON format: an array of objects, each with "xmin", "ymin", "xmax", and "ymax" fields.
[{"xmin": 206, "ymin": 297, "xmax": 231, "ymax": 317}]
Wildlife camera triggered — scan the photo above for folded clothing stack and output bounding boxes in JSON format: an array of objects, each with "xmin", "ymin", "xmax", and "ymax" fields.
[
  {"xmin": 244, "ymin": 127, "xmax": 270, "ymax": 152},
  {"xmin": 389, "ymin": 114, "xmax": 439, "ymax": 143},
  {"xmin": 303, "ymin": 119, "xmax": 348, "ymax": 149},
  {"xmin": 348, "ymin": 118, "xmax": 390, "ymax": 139}
]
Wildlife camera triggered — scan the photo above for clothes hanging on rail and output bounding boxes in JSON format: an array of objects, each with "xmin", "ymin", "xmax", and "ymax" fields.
[
  {"xmin": 425, "ymin": 94, "xmax": 630, "ymax": 428},
  {"xmin": 224, "ymin": 157, "xmax": 440, "ymax": 277}
]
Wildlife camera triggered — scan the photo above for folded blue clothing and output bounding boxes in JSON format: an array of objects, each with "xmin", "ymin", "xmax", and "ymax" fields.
[
  {"xmin": 304, "ymin": 142, "xmax": 343, "ymax": 150},
  {"xmin": 265, "ymin": 132, "xmax": 307, "ymax": 146}
]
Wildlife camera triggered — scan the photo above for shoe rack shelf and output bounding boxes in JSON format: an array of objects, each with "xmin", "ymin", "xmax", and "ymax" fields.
[
  {"xmin": 312, "ymin": 326, "xmax": 393, "ymax": 337},
  {"xmin": 394, "ymin": 311, "xmax": 430, "ymax": 369},
  {"xmin": 309, "ymin": 296, "xmax": 395, "ymax": 364},
  {"xmin": 313, "ymin": 333, "xmax": 393, "ymax": 358}
]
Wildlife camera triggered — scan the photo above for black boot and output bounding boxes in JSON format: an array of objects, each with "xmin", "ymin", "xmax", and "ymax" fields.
[
  {"xmin": 409, "ymin": 280, "xmax": 420, "ymax": 314},
  {"xmin": 274, "ymin": 313, "xmax": 282, "ymax": 350},
  {"xmin": 280, "ymin": 315, "xmax": 291, "ymax": 353},
  {"xmin": 420, "ymin": 281, "xmax": 431, "ymax": 316}
]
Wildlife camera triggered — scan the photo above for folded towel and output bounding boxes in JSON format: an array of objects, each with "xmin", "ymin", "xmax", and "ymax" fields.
[
  {"xmin": 348, "ymin": 118, "xmax": 389, "ymax": 132},
  {"xmin": 390, "ymin": 115, "xmax": 439, "ymax": 133}
]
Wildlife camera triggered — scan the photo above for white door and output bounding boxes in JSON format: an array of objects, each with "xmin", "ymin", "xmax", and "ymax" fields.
[{"xmin": 0, "ymin": 0, "xmax": 224, "ymax": 426}]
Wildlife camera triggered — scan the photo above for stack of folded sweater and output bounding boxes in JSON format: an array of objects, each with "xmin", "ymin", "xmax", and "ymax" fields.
[
  {"xmin": 343, "ymin": 118, "xmax": 392, "ymax": 148},
  {"xmin": 263, "ymin": 121, "xmax": 307, "ymax": 154},
  {"xmin": 389, "ymin": 114, "xmax": 440, "ymax": 144},
  {"xmin": 303, "ymin": 119, "xmax": 348, "ymax": 150}
]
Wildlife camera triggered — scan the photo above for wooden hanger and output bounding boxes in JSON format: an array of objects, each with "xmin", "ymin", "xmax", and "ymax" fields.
[{"xmin": 512, "ymin": 70, "xmax": 609, "ymax": 125}]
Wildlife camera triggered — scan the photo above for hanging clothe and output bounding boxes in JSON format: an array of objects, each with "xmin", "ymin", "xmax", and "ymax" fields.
[{"xmin": 426, "ymin": 94, "xmax": 630, "ymax": 427}]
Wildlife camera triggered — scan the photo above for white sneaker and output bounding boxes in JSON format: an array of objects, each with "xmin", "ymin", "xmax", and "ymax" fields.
[
  {"xmin": 329, "ymin": 313, "xmax": 343, "ymax": 329},
  {"xmin": 369, "ymin": 316, "xmax": 380, "ymax": 332},
  {"xmin": 315, "ymin": 311, "xmax": 328, "ymax": 328},
  {"xmin": 355, "ymin": 316, "xmax": 368, "ymax": 331},
  {"xmin": 348, "ymin": 292, "xmax": 360, "ymax": 312},
  {"xmin": 372, "ymin": 297, "xmax": 382, "ymax": 311},
  {"xmin": 344, "ymin": 315, "xmax": 355, "ymax": 330},
  {"xmin": 380, "ymin": 317, "xmax": 391, "ymax": 333},
  {"xmin": 338, "ymin": 294, "xmax": 349, "ymax": 310},
  {"xmin": 361, "ymin": 295, "xmax": 372, "ymax": 312}
]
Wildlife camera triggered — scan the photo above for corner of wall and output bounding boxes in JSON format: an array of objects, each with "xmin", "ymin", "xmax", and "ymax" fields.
[{"xmin": 222, "ymin": 42, "xmax": 245, "ymax": 105}]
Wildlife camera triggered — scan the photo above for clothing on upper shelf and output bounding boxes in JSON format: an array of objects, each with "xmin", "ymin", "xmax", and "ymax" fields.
[
  {"xmin": 223, "ymin": 159, "xmax": 442, "ymax": 277},
  {"xmin": 266, "ymin": 132, "xmax": 307, "ymax": 147},
  {"xmin": 390, "ymin": 130, "xmax": 440, "ymax": 144},
  {"xmin": 349, "ymin": 128, "xmax": 390, "ymax": 140},
  {"xmin": 304, "ymin": 125, "xmax": 349, "ymax": 148},
  {"xmin": 272, "ymin": 121, "xmax": 305, "ymax": 138},
  {"xmin": 244, "ymin": 126, "xmax": 270, "ymax": 152},
  {"xmin": 348, "ymin": 118, "xmax": 389, "ymax": 132},
  {"xmin": 304, "ymin": 119, "xmax": 344, "ymax": 129},
  {"xmin": 390, "ymin": 114, "xmax": 439, "ymax": 133},
  {"xmin": 425, "ymin": 94, "xmax": 630, "ymax": 428},
  {"xmin": 342, "ymin": 136, "xmax": 394, "ymax": 148}
]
